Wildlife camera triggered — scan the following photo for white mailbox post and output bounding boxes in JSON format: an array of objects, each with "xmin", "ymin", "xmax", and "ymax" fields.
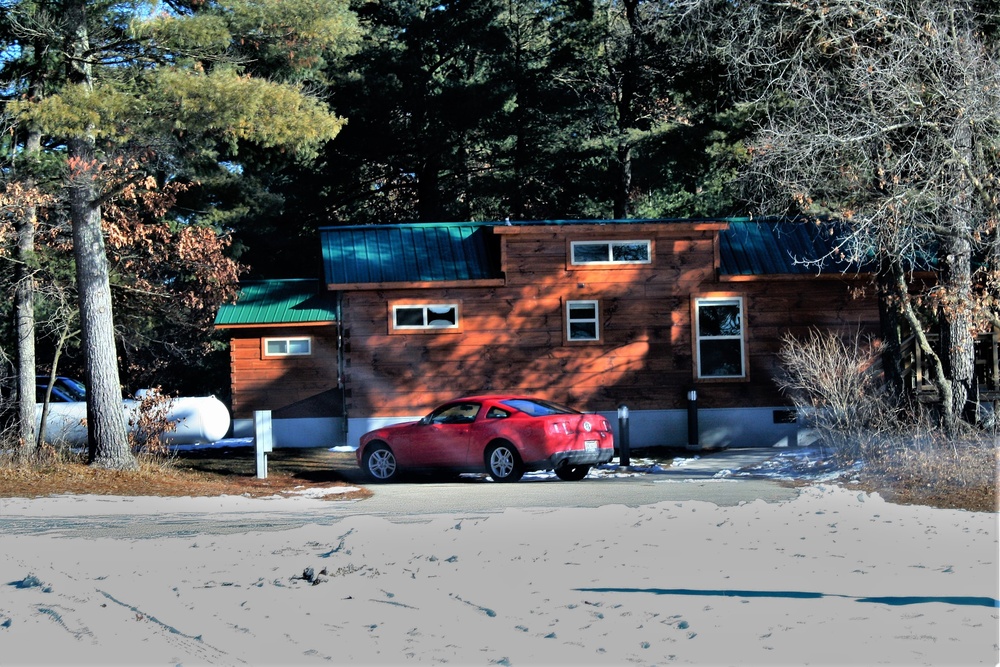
[{"xmin": 254, "ymin": 410, "xmax": 274, "ymax": 479}]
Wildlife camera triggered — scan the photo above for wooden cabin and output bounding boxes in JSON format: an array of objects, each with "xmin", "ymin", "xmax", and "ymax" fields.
[{"xmin": 214, "ymin": 218, "xmax": 995, "ymax": 449}]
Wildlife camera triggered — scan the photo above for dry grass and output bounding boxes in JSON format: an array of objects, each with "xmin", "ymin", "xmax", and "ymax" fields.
[
  {"xmin": 856, "ymin": 439, "xmax": 999, "ymax": 513},
  {"xmin": 775, "ymin": 329, "xmax": 998, "ymax": 513},
  {"xmin": 0, "ymin": 441, "xmax": 995, "ymax": 512},
  {"xmin": 0, "ymin": 446, "xmax": 372, "ymax": 501}
]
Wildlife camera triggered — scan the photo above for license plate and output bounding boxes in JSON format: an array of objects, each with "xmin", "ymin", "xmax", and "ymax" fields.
[{"xmin": 584, "ymin": 440, "xmax": 598, "ymax": 451}]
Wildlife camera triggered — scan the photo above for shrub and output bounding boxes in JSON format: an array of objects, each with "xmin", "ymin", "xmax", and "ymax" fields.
[
  {"xmin": 127, "ymin": 387, "xmax": 178, "ymax": 468},
  {"xmin": 776, "ymin": 328, "xmax": 903, "ymax": 462},
  {"xmin": 777, "ymin": 328, "xmax": 998, "ymax": 510}
]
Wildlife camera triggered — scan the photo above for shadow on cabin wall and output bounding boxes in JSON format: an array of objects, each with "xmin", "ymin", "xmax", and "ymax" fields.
[
  {"xmin": 271, "ymin": 388, "xmax": 345, "ymax": 419},
  {"xmin": 231, "ymin": 388, "xmax": 347, "ymax": 448}
]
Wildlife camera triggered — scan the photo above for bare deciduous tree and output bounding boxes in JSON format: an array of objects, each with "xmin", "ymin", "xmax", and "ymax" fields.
[{"xmin": 682, "ymin": 0, "xmax": 1000, "ymax": 434}]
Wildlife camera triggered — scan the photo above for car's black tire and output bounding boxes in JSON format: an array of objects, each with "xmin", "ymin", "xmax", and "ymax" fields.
[
  {"xmin": 485, "ymin": 442, "xmax": 524, "ymax": 482},
  {"xmin": 363, "ymin": 442, "xmax": 398, "ymax": 482},
  {"xmin": 554, "ymin": 464, "xmax": 591, "ymax": 481}
]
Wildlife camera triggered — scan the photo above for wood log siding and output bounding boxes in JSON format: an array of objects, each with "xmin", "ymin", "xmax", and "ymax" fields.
[
  {"xmin": 341, "ymin": 225, "xmax": 881, "ymax": 418},
  {"xmin": 228, "ymin": 329, "xmax": 340, "ymax": 418}
]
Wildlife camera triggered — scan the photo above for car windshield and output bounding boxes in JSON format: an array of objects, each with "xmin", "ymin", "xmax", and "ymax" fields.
[
  {"xmin": 55, "ymin": 378, "xmax": 87, "ymax": 401},
  {"xmin": 37, "ymin": 377, "xmax": 88, "ymax": 403},
  {"xmin": 501, "ymin": 398, "xmax": 579, "ymax": 417}
]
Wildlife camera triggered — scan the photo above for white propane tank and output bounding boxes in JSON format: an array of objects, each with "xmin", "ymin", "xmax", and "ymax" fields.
[
  {"xmin": 36, "ymin": 381, "xmax": 231, "ymax": 448},
  {"xmin": 160, "ymin": 395, "xmax": 231, "ymax": 444}
]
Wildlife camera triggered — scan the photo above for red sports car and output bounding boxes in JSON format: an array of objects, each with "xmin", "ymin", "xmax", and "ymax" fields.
[{"xmin": 356, "ymin": 395, "xmax": 615, "ymax": 482}]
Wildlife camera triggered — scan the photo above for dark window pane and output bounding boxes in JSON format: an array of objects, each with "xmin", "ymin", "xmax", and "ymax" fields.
[
  {"xmin": 612, "ymin": 242, "xmax": 649, "ymax": 262},
  {"xmin": 572, "ymin": 243, "xmax": 610, "ymax": 263},
  {"xmin": 570, "ymin": 321, "xmax": 598, "ymax": 340},
  {"xmin": 395, "ymin": 307, "xmax": 425, "ymax": 327},
  {"xmin": 569, "ymin": 303, "xmax": 597, "ymax": 319},
  {"xmin": 698, "ymin": 304, "xmax": 741, "ymax": 337},
  {"xmin": 699, "ymin": 340, "xmax": 744, "ymax": 376}
]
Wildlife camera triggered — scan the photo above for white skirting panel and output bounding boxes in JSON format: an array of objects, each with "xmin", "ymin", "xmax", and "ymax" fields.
[{"xmin": 343, "ymin": 407, "xmax": 810, "ymax": 453}]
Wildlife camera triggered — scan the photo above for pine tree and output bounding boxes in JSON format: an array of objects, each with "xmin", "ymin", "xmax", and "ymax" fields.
[{"xmin": 2, "ymin": 0, "xmax": 359, "ymax": 467}]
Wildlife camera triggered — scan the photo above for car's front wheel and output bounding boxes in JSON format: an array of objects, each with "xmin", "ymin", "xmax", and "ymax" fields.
[
  {"xmin": 554, "ymin": 464, "xmax": 591, "ymax": 481},
  {"xmin": 363, "ymin": 443, "xmax": 398, "ymax": 482},
  {"xmin": 485, "ymin": 442, "xmax": 524, "ymax": 482}
]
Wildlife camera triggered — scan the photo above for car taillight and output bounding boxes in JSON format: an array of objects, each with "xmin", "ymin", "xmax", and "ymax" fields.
[{"xmin": 550, "ymin": 422, "xmax": 571, "ymax": 435}]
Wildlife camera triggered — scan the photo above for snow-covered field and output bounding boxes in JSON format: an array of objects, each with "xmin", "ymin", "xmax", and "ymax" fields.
[{"xmin": 1, "ymin": 474, "xmax": 997, "ymax": 666}]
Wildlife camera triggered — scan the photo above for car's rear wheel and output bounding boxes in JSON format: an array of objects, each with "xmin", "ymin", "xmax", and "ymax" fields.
[
  {"xmin": 554, "ymin": 464, "xmax": 591, "ymax": 481},
  {"xmin": 485, "ymin": 442, "xmax": 524, "ymax": 482},
  {"xmin": 363, "ymin": 443, "xmax": 398, "ymax": 482}
]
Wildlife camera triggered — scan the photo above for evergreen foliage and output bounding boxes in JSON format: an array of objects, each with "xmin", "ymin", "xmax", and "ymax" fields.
[{"xmin": 0, "ymin": 0, "xmax": 360, "ymax": 464}]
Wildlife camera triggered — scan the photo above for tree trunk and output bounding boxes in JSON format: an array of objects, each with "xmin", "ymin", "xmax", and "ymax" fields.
[
  {"xmin": 14, "ymin": 128, "xmax": 40, "ymax": 455},
  {"xmin": 938, "ymin": 226, "xmax": 976, "ymax": 433},
  {"xmin": 509, "ymin": 4, "xmax": 527, "ymax": 221},
  {"xmin": 876, "ymin": 260, "xmax": 905, "ymax": 404},
  {"xmin": 417, "ymin": 152, "xmax": 442, "ymax": 222},
  {"xmin": 68, "ymin": 146, "xmax": 135, "ymax": 469},
  {"xmin": 613, "ymin": 0, "xmax": 639, "ymax": 219},
  {"xmin": 937, "ymin": 85, "xmax": 978, "ymax": 434},
  {"xmin": 65, "ymin": 0, "xmax": 135, "ymax": 469}
]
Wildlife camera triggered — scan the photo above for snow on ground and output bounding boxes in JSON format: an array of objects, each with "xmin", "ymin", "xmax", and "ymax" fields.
[{"xmin": 1, "ymin": 445, "xmax": 997, "ymax": 665}]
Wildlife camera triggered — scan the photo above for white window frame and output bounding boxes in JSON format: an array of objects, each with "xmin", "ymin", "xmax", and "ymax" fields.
[
  {"xmin": 392, "ymin": 303, "xmax": 460, "ymax": 330},
  {"xmin": 570, "ymin": 240, "xmax": 652, "ymax": 265},
  {"xmin": 693, "ymin": 296, "xmax": 746, "ymax": 379},
  {"xmin": 566, "ymin": 299, "xmax": 600, "ymax": 342},
  {"xmin": 263, "ymin": 336, "xmax": 312, "ymax": 357}
]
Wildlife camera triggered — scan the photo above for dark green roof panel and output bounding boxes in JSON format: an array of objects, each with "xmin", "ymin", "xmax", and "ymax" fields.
[
  {"xmin": 215, "ymin": 279, "xmax": 338, "ymax": 326},
  {"xmin": 719, "ymin": 219, "xmax": 877, "ymax": 276},
  {"xmin": 321, "ymin": 223, "xmax": 502, "ymax": 285}
]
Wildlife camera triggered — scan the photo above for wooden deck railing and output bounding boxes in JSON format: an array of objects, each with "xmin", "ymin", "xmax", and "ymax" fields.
[{"xmin": 899, "ymin": 329, "xmax": 1000, "ymax": 401}]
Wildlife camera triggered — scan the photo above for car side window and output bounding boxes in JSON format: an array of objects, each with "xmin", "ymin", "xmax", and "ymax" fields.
[
  {"xmin": 431, "ymin": 403, "xmax": 481, "ymax": 424},
  {"xmin": 486, "ymin": 407, "xmax": 510, "ymax": 419}
]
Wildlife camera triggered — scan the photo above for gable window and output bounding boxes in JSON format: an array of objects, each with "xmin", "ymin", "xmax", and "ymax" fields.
[
  {"xmin": 264, "ymin": 337, "xmax": 312, "ymax": 357},
  {"xmin": 694, "ymin": 296, "xmax": 746, "ymax": 379},
  {"xmin": 566, "ymin": 300, "xmax": 600, "ymax": 341},
  {"xmin": 392, "ymin": 303, "xmax": 460, "ymax": 330},
  {"xmin": 570, "ymin": 240, "xmax": 651, "ymax": 265}
]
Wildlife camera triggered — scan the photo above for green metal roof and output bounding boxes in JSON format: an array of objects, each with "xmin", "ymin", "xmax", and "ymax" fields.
[
  {"xmin": 321, "ymin": 218, "xmax": 875, "ymax": 285},
  {"xmin": 719, "ymin": 219, "xmax": 876, "ymax": 276},
  {"xmin": 214, "ymin": 279, "xmax": 338, "ymax": 327},
  {"xmin": 321, "ymin": 223, "xmax": 502, "ymax": 285}
]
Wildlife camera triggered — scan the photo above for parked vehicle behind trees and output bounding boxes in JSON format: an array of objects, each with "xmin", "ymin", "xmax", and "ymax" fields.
[{"xmin": 35, "ymin": 377, "xmax": 231, "ymax": 449}]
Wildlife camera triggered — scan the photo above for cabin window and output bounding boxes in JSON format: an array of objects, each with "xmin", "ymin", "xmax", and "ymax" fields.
[
  {"xmin": 694, "ymin": 296, "xmax": 746, "ymax": 379},
  {"xmin": 570, "ymin": 240, "xmax": 651, "ymax": 265},
  {"xmin": 566, "ymin": 300, "xmax": 600, "ymax": 341},
  {"xmin": 392, "ymin": 303, "xmax": 460, "ymax": 330},
  {"xmin": 264, "ymin": 337, "xmax": 312, "ymax": 357}
]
